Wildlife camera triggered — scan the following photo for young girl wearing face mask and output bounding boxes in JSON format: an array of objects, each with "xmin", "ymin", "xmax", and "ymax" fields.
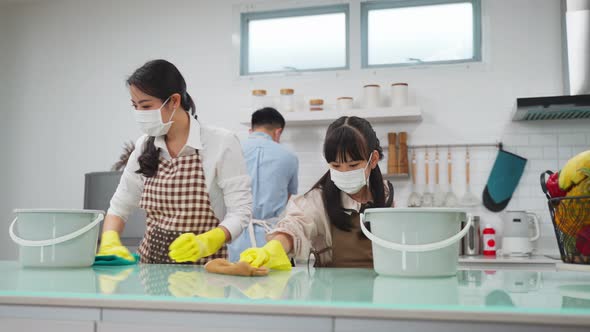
[
  {"xmin": 240, "ymin": 116, "xmax": 394, "ymax": 270},
  {"xmin": 96, "ymin": 59, "xmax": 252, "ymax": 264}
]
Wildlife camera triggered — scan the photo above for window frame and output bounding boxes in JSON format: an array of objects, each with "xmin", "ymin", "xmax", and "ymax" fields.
[
  {"xmin": 360, "ymin": 0, "xmax": 482, "ymax": 69},
  {"xmin": 240, "ymin": 4, "xmax": 350, "ymax": 76}
]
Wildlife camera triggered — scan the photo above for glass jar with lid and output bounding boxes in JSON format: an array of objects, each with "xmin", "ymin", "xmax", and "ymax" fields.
[
  {"xmin": 336, "ymin": 97, "xmax": 353, "ymax": 111},
  {"xmin": 309, "ymin": 99, "xmax": 324, "ymax": 111},
  {"xmin": 391, "ymin": 83, "xmax": 408, "ymax": 107},
  {"xmin": 280, "ymin": 88, "xmax": 295, "ymax": 112},
  {"xmin": 251, "ymin": 89, "xmax": 268, "ymax": 111},
  {"xmin": 363, "ymin": 84, "xmax": 381, "ymax": 109}
]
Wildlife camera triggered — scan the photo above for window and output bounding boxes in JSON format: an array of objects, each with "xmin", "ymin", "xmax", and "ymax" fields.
[
  {"xmin": 240, "ymin": 5, "xmax": 349, "ymax": 75},
  {"xmin": 361, "ymin": 0, "xmax": 481, "ymax": 68}
]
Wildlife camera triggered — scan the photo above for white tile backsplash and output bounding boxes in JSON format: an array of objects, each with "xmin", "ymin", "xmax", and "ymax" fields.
[
  {"xmin": 558, "ymin": 146, "xmax": 573, "ymax": 159},
  {"xmin": 502, "ymin": 134, "xmax": 529, "ymax": 147},
  {"xmin": 527, "ymin": 134, "xmax": 558, "ymax": 147},
  {"xmin": 572, "ymin": 145, "xmax": 590, "ymax": 155},
  {"xmin": 529, "ymin": 159, "xmax": 559, "ymax": 172},
  {"xmin": 516, "ymin": 146, "xmax": 544, "ymax": 159},
  {"xmin": 558, "ymin": 133, "xmax": 587, "ymax": 146},
  {"xmin": 542, "ymin": 146, "xmax": 558, "ymax": 159}
]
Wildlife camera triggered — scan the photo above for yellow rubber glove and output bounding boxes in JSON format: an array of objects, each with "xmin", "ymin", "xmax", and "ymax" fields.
[
  {"xmin": 96, "ymin": 231, "xmax": 135, "ymax": 262},
  {"xmin": 169, "ymin": 228, "xmax": 226, "ymax": 263},
  {"xmin": 239, "ymin": 240, "xmax": 292, "ymax": 271}
]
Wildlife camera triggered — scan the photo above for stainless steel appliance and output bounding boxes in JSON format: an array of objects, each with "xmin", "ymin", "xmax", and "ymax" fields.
[
  {"xmin": 461, "ymin": 216, "xmax": 481, "ymax": 256},
  {"xmin": 84, "ymin": 171, "xmax": 146, "ymax": 250}
]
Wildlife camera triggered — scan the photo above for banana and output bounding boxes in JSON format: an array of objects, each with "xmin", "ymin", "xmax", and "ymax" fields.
[{"xmin": 559, "ymin": 150, "xmax": 590, "ymax": 191}]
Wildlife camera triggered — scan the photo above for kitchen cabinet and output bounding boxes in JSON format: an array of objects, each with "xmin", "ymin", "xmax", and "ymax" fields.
[
  {"xmin": 334, "ymin": 318, "xmax": 589, "ymax": 332},
  {"xmin": 0, "ymin": 304, "xmax": 99, "ymax": 331},
  {"xmin": 0, "ymin": 317, "xmax": 95, "ymax": 332},
  {"xmin": 99, "ymin": 309, "xmax": 332, "ymax": 332}
]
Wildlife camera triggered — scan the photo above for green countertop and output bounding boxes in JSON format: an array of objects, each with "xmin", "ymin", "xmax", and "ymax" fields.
[{"xmin": 1, "ymin": 261, "xmax": 590, "ymax": 325}]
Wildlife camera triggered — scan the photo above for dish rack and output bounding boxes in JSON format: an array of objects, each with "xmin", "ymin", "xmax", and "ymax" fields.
[{"xmin": 541, "ymin": 171, "xmax": 590, "ymax": 265}]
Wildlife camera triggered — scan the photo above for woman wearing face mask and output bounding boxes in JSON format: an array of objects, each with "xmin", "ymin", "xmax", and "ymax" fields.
[
  {"xmin": 96, "ymin": 59, "xmax": 252, "ymax": 264},
  {"xmin": 240, "ymin": 116, "xmax": 394, "ymax": 270}
]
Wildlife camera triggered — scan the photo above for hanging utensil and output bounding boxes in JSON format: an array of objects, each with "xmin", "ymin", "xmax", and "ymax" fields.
[
  {"xmin": 444, "ymin": 148, "xmax": 459, "ymax": 207},
  {"xmin": 421, "ymin": 149, "xmax": 434, "ymax": 207},
  {"xmin": 407, "ymin": 149, "xmax": 422, "ymax": 207},
  {"xmin": 433, "ymin": 147, "xmax": 446, "ymax": 207},
  {"xmin": 460, "ymin": 146, "xmax": 480, "ymax": 207}
]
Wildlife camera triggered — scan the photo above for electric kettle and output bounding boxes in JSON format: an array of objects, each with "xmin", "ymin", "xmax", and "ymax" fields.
[{"xmin": 501, "ymin": 211, "xmax": 540, "ymax": 257}]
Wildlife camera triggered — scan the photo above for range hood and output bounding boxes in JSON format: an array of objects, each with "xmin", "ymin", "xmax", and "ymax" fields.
[
  {"xmin": 514, "ymin": 94, "xmax": 590, "ymax": 121},
  {"xmin": 513, "ymin": 0, "xmax": 590, "ymax": 121}
]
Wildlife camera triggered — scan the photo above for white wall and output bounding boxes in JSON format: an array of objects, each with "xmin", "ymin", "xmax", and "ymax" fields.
[
  {"xmin": 0, "ymin": 4, "xmax": 18, "ymax": 259},
  {"xmin": 0, "ymin": 0, "xmax": 588, "ymax": 259},
  {"xmin": 567, "ymin": 0, "xmax": 590, "ymax": 11}
]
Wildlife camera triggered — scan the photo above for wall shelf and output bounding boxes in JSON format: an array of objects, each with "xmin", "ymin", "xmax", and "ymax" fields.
[
  {"xmin": 382, "ymin": 142, "xmax": 503, "ymax": 150},
  {"xmin": 239, "ymin": 106, "xmax": 422, "ymax": 126}
]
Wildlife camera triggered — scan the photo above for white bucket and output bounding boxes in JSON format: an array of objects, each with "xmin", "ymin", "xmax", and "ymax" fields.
[
  {"xmin": 360, "ymin": 208, "xmax": 472, "ymax": 277},
  {"xmin": 9, "ymin": 209, "xmax": 104, "ymax": 268}
]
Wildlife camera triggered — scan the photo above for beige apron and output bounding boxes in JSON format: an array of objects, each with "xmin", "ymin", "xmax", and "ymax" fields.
[
  {"xmin": 312, "ymin": 181, "xmax": 394, "ymax": 268},
  {"xmin": 138, "ymin": 152, "xmax": 227, "ymax": 264},
  {"xmin": 330, "ymin": 212, "xmax": 374, "ymax": 268}
]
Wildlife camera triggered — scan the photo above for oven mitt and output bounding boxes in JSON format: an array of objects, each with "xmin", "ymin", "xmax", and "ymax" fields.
[
  {"xmin": 483, "ymin": 149, "xmax": 527, "ymax": 212},
  {"xmin": 94, "ymin": 253, "xmax": 140, "ymax": 266}
]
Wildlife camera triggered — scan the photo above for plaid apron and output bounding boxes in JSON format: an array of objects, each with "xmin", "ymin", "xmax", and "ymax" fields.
[{"xmin": 138, "ymin": 152, "xmax": 227, "ymax": 264}]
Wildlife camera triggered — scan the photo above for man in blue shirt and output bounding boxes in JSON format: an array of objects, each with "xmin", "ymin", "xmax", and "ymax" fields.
[{"xmin": 228, "ymin": 108, "xmax": 299, "ymax": 261}]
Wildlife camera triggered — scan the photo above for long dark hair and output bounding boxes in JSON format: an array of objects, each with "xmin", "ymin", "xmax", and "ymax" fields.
[
  {"xmin": 127, "ymin": 59, "xmax": 196, "ymax": 178},
  {"xmin": 311, "ymin": 116, "xmax": 386, "ymax": 232}
]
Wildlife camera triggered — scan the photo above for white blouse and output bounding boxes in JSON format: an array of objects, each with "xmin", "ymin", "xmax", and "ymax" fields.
[{"xmin": 108, "ymin": 116, "xmax": 252, "ymax": 241}]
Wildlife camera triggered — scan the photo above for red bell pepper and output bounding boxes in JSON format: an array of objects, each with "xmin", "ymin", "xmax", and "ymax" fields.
[{"xmin": 547, "ymin": 171, "xmax": 567, "ymax": 198}]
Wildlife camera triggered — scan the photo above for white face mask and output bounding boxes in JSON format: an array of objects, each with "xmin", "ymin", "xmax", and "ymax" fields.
[
  {"xmin": 329, "ymin": 154, "xmax": 373, "ymax": 194},
  {"xmin": 134, "ymin": 97, "xmax": 177, "ymax": 136}
]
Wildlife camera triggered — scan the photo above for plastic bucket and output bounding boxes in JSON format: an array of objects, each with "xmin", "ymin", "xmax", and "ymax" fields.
[
  {"xmin": 360, "ymin": 208, "xmax": 471, "ymax": 277},
  {"xmin": 9, "ymin": 209, "xmax": 104, "ymax": 268}
]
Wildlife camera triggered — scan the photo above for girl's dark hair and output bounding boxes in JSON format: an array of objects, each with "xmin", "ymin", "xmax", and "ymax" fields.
[
  {"xmin": 127, "ymin": 59, "xmax": 196, "ymax": 178},
  {"xmin": 311, "ymin": 116, "xmax": 386, "ymax": 232}
]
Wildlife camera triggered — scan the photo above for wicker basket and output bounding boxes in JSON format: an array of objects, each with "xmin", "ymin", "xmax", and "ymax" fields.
[{"xmin": 541, "ymin": 171, "xmax": 590, "ymax": 265}]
